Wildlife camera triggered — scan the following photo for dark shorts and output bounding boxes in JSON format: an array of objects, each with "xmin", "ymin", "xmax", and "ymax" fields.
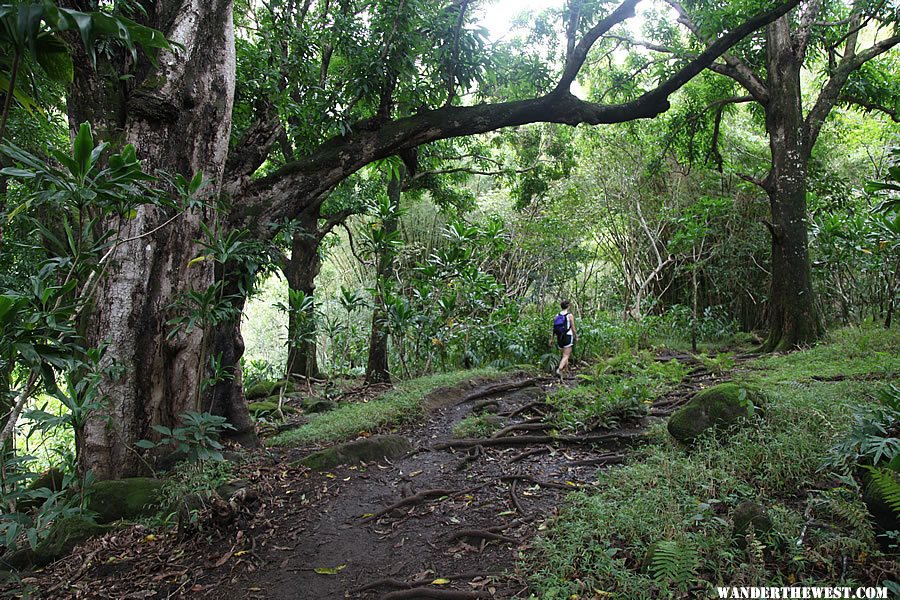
[{"xmin": 556, "ymin": 334, "xmax": 574, "ymax": 349}]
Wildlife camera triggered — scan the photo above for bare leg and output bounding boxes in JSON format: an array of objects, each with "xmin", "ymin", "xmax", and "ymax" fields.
[{"xmin": 559, "ymin": 346, "xmax": 573, "ymax": 374}]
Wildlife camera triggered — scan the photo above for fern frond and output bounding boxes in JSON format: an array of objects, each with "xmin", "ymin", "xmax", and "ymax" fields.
[
  {"xmin": 649, "ymin": 540, "xmax": 699, "ymax": 588},
  {"xmin": 867, "ymin": 466, "xmax": 900, "ymax": 516}
]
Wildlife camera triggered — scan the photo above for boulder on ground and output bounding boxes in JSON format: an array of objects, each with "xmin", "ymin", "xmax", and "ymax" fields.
[
  {"xmin": 2, "ymin": 515, "xmax": 116, "ymax": 569},
  {"xmin": 301, "ymin": 398, "xmax": 336, "ymax": 414},
  {"xmin": 295, "ymin": 435, "xmax": 412, "ymax": 470},
  {"xmin": 667, "ymin": 382, "xmax": 762, "ymax": 443},
  {"xmin": 88, "ymin": 478, "xmax": 166, "ymax": 523},
  {"xmin": 732, "ymin": 501, "xmax": 772, "ymax": 545}
]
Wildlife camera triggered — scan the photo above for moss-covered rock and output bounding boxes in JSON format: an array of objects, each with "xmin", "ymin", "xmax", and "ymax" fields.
[
  {"xmin": 2, "ymin": 515, "xmax": 117, "ymax": 569},
  {"xmin": 88, "ymin": 478, "xmax": 166, "ymax": 524},
  {"xmin": 732, "ymin": 502, "xmax": 772, "ymax": 544},
  {"xmin": 301, "ymin": 398, "xmax": 336, "ymax": 414},
  {"xmin": 245, "ymin": 381, "xmax": 278, "ymax": 400},
  {"xmin": 667, "ymin": 382, "xmax": 762, "ymax": 443},
  {"xmin": 294, "ymin": 435, "xmax": 412, "ymax": 470}
]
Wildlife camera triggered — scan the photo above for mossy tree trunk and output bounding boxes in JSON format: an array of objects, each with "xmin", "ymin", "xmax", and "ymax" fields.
[
  {"xmin": 759, "ymin": 18, "xmax": 821, "ymax": 351},
  {"xmin": 67, "ymin": 0, "xmax": 255, "ymax": 479}
]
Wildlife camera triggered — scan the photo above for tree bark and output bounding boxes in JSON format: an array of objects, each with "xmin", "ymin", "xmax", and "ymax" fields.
[
  {"xmin": 68, "ymin": 0, "xmax": 253, "ymax": 479},
  {"xmin": 365, "ymin": 170, "xmax": 403, "ymax": 384},
  {"xmin": 284, "ymin": 213, "xmax": 322, "ymax": 380},
  {"xmin": 759, "ymin": 17, "xmax": 821, "ymax": 351}
]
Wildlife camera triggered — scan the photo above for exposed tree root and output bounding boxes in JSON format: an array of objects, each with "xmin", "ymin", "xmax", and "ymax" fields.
[
  {"xmin": 508, "ymin": 446, "xmax": 551, "ymax": 463},
  {"xmin": 500, "ymin": 475, "xmax": 583, "ymax": 490},
  {"xmin": 361, "ymin": 489, "xmax": 458, "ymax": 522},
  {"xmin": 566, "ymin": 453, "xmax": 625, "ymax": 467},
  {"xmin": 434, "ymin": 431, "xmax": 645, "ymax": 451},
  {"xmin": 351, "ymin": 571, "xmax": 495, "ymax": 593},
  {"xmin": 447, "ymin": 529, "xmax": 518, "ymax": 544},
  {"xmin": 470, "ymin": 398, "xmax": 500, "ymax": 413},
  {"xmin": 509, "ymin": 478, "xmax": 527, "ymax": 515},
  {"xmin": 362, "ymin": 484, "xmax": 488, "ymax": 522},
  {"xmin": 456, "ymin": 378, "xmax": 541, "ymax": 405},
  {"xmin": 490, "ymin": 420, "xmax": 549, "ymax": 439},
  {"xmin": 383, "ymin": 589, "xmax": 491, "ymax": 599},
  {"xmin": 503, "ymin": 401, "xmax": 550, "ymax": 419},
  {"xmin": 454, "ymin": 445, "xmax": 483, "ymax": 471}
]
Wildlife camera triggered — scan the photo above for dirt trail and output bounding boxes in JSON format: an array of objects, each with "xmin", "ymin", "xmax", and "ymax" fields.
[
  {"xmin": 225, "ymin": 357, "xmax": 729, "ymax": 599},
  {"xmin": 7, "ymin": 356, "xmax": 734, "ymax": 599}
]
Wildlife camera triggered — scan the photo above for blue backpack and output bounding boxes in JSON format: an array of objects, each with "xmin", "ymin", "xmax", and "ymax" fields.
[{"xmin": 552, "ymin": 313, "xmax": 568, "ymax": 337}]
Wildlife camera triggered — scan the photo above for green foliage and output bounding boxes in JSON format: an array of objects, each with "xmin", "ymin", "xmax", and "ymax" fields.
[
  {"xmin": 648, "ymin": 539, "xmax": 700, "ymax": 591},
  {"xmin": 0, "ymin": 455, "xmax": 95, "ymax": 552},
  {"xmin": 547, "ymin": 383, "xmax": 649, "ymax": 433},
  {"xmin": 451, "ymin": 413, "xmax": 500, "ymax": 439},
  {"xmin": 135, "ymin": 411, "xmax": 235, "ymax": 464},
  {"xmin": 527, "ymin": 328, "xmax": 895, "ymax": 598},
  {"xmin": 269, "ymin": 368, "xmax": 498, "ymax": 446},
  {"xmin": 153, "ymin": 460, "xmax": 233, "ymax": 530}
]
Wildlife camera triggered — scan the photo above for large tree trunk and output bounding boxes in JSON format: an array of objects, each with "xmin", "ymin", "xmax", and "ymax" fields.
[
  {"xmin": 760, "ymin": 17, "xmax": 821, "ymax": 352},
  {"xmin": 69, "ymin": 0, "xmax": 254, "ymax": 479},
  {"xmin": 284, "ymin": 214, "xmax": 322, "ymax": 380},
  {"xmin": 365, "ymin": 171, "xmax": 403, "ymax": 384}
]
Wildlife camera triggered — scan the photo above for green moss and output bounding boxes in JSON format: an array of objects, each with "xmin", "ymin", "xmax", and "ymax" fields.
[
  {"xmin": 667, "ymin": 382, "xmax": 762, "ymax": 443},
  {"xmin": 269, "ymin": 368, "xmax": 499, "ymax": 447},
  {"xmin": 294, "ymin": 435, "xmax": 412, "ymax": 470},
  {"xmin": 88, "ymin": 478, "xmax": 166, "ymax": 524},
  {"xmin": 245, "ymin": 381, "xmax": 278, "ymax": 400},
  {"xmin": 3, "ymin": 516, "xmax": 116, "ymax": 569}
]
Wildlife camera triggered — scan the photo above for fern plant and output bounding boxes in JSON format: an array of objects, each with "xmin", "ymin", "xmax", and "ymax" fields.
[
  {"xmin": 866, "ymin": 466, "xmax": 900, "ymax": 515},
  {"xmin": 649, "ymin": 539, "xmax": 700, "ymax": 592}
]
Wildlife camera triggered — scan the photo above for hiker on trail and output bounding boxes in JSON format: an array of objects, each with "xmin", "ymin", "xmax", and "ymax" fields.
[{"xmin": 550, "ymin": 300, "xmax": 576, "ymax": 379}]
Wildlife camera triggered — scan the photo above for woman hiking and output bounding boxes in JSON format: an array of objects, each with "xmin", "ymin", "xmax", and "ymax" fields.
[{"xmin": 549, "ymin": 300, "xmax": 576, "ymax": 380}]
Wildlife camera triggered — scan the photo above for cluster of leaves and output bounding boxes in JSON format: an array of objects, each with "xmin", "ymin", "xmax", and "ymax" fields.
[
  {"xmin": 0, "ymin": 454, "xmax": 95, "ymax": 552},
  {"xmin": 136, "ymin": 411, "xmax": 235, "ymax": 464}
]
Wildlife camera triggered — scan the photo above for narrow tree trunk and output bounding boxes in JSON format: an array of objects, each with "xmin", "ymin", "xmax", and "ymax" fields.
[
  {"xmin": 284, "ymin": 214, "xmax": 322, "ymax": 380},
  {"xmin": 760, "ymin": 18, "xmax": 821, "ymax": 352},
  {"xmin": 69, "ymin": 0, "xmax": 254, "ymax": 479},
  {"xmin": 691, "ymin": 258, "xmax": 699, "ymax": 353},
  {"xmin": 365, "ymin": 171, "xmax": 403, "ymax": 384}
]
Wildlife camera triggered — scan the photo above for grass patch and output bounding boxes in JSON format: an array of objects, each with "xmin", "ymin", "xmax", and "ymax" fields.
[
  {"xmin": 268, "ymin": 368, "xmax": 499, "ymax": 447},
  {"xmin": 752, "ymin": 325, "xmax": 898, "ymax": 383},
  {"xmin": 451, "ymin": 414, "xmax": 502, "ymax": 438},
  {"xmin": 526, "ymin": 327, "xmax": 899, "ymax": 599}
]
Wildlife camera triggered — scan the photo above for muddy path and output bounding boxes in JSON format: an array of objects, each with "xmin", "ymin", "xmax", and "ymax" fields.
[{"xmin": 222, "ymin": 356, "xmax": 734, "ymax": 600}]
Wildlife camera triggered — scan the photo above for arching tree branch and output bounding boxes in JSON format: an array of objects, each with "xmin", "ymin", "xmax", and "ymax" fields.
[{"xmin": 229, "ymin": 0, "xmax": 801, "ymax": 236}]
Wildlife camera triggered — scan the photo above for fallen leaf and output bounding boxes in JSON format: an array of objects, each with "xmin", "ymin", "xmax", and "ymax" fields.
[
  {"xmin": 432, "ymin": 578, "xmax": 450, "ymax": 585},
  {"xmin": 314, "ymin": 564, "xmax": 347, "ymax": 575}
]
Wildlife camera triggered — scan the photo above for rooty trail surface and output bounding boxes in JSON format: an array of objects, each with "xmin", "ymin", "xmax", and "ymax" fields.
[{"xmin": 223, "ymin": 356, "xmax": 730, "ymax": 599}]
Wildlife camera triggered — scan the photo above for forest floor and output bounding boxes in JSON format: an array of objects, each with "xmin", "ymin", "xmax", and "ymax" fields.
[{"xmin": 10, "ymin": 352, "xmax": 736, "ymax": 599}]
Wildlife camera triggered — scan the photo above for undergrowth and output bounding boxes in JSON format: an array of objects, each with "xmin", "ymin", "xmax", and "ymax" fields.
[
  {"xmin": 268, "ymin": 368, "xmax": 499, "ymax": 446},
  {"xmin": 526, "ymin": 326, "xmax": 900, "ymax": 599}
]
